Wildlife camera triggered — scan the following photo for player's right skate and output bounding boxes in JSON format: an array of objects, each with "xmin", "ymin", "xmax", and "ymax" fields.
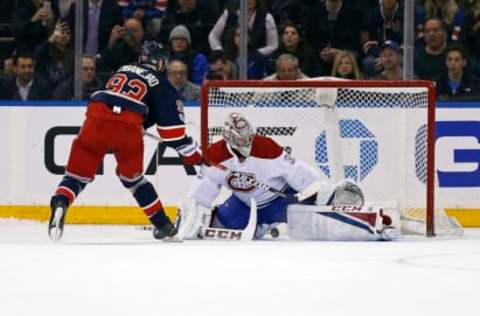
[
  {"xmin": 152, "ymin": 221, "xmax": 177, "ymax": 240},
  {"xmin": 48, "ymin": 196, "xmax": 69, "ymax": 241}
]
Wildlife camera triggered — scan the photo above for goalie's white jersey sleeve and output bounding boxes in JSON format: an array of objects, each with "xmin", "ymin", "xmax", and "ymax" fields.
[{"xmin": 188, "ymin": 135, "xmax": 324, "ymax": 208}]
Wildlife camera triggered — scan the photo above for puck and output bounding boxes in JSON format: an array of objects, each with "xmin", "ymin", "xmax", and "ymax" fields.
[{"xmin": 270, "ymin": 227, "xmax": 279, "ymax": 238}]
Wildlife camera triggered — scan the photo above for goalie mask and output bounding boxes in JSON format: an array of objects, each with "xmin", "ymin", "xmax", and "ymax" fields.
[{"xmin": 222, "ymin": 112, "xmax": 254, "ymax": 157}]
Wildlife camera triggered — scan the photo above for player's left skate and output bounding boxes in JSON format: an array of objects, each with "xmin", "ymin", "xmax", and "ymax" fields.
[{"xmin": 48, "ymin": 196, "xmax": 69, "ymax": 241}]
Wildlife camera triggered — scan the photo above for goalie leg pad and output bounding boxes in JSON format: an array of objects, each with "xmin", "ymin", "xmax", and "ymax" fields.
[
  {"xmin": 287, "ymin": 204, "xmax": 398, "ymax": 241},
  {"xmin": 176, "ymin": 198, "xmax": 212, "ymax": 239}
]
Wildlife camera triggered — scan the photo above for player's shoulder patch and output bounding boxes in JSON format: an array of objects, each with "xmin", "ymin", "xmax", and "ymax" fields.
[
  {"xmin": 206, "ymin": 140, "xmax": 233, "ymax": 164},
  {"xmin": 250, "ymin": 135, "xmax": 283, "ymax": 159}
]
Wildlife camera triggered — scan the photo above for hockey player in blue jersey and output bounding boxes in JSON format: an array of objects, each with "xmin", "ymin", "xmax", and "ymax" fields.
[{"xmin": 48, "ymin": 41, "xmax": 202, "ymax": 241}]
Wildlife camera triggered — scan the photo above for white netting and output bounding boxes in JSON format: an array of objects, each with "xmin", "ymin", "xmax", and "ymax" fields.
[{"xmin": 202, "ymin": 81, "xmax": 462, "ymax": 236}]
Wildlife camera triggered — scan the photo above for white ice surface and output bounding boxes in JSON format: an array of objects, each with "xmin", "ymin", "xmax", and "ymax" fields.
[{"xmin": 1, "ymin": 219, "xmax": 479, "ymax": 316}]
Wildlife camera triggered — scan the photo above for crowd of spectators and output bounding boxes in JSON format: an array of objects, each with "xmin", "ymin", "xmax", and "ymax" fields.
[{"xmin": 1, "ymin": 0, "xmax": 479, "ymax": 101}]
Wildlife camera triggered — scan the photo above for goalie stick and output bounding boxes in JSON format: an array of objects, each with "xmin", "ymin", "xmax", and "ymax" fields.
[{"xmin": 143, "ymin": 130, "xmax": 322, "ymax": 203}]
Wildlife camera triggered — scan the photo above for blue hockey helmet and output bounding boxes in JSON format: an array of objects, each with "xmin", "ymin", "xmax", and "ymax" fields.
[{"xmin": 139, "ymin": 40, "xmax": 169, "ymax": 72}]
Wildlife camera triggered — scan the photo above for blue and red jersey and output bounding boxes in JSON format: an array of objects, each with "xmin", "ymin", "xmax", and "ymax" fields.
[{"xmin": 89, "ymin": 64, "xmax": 192, "ymax": 150}]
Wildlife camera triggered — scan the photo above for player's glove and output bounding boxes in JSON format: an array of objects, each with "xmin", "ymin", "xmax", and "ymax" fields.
[
  {"xmin": 176, "ymin": 138, "xmax": 203, "ymax": 166},
  {"xmin": 182, "ymin": 150, "xmax": 203, "ymax": 166}
]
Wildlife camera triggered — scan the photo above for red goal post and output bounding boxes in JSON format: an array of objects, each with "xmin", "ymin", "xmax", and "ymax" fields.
[{"xmin": 200, "ymin": 80, "xmax": 437, "ymax": 236}]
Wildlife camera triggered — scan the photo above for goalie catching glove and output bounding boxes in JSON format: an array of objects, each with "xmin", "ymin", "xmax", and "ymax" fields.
[{"xmin": 330, "ymin": 179, "xmax": 364, "ymax": 207}]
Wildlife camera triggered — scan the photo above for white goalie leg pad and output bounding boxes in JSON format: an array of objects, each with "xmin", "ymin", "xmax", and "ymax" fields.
[
  {"xmin": 199, "ymin": 198, "xmax": 258, "ymax": 241},
  {"xmin": 176, "ymin": 198, "xmax": 212, "ymax": 240},
  {"xmin": 287, "ymin": 204, "xmax": 399, "ymax": 241}
]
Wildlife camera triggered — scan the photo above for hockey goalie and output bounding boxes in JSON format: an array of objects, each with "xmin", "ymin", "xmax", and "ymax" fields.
[{"xmin": 176, "ymin": 112, "xmax": 398, "ymax": 241}]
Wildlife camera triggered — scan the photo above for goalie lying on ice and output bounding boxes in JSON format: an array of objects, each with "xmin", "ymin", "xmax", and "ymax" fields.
[{"xmin": 178, "ymin": 112, "xmax": 397, "ymax": 241}]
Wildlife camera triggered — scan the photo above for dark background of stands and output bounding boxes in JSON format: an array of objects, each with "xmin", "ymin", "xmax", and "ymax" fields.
[{"xmin": 0, "ymin": 1, "xmax": 15, "ymax": 69}]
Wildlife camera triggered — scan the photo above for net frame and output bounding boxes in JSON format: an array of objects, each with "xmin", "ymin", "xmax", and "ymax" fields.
[{"xmin": 201, "ymin": 80, "xmax": 437, "ymax": 236}]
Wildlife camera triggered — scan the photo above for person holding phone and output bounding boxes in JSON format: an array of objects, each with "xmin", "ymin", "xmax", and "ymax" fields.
[
  {"xmin": 99, "ymin": 18, "xmax": 146, "ymax": 72},
  {"xmin": 12, "ymin": 0, "xmax": 57, "ymax": 51},
  {"xmin": 35, "ymin": 19, "xmax": 74, "ymax": 89}
]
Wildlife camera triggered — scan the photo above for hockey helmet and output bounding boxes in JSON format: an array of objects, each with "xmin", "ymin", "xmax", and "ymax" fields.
[
  {"xmin": 222, "ymin": 112, "xmax": 254, "ymax": 157},
  {"xmin": 139, "ymin": 40, "xmax": 169, "ymax": 72}
]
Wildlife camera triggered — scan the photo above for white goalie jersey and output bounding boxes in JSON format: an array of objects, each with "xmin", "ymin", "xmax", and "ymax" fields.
[{"xmin": 188, "ymin": 135, "xmax": 330, "ymax": 209}]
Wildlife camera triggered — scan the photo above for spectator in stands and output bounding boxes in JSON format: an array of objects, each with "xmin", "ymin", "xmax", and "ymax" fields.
[
  {"xmin": 304, "ymin": 0, "xmax": 362, "ymax": 75},
  {"xmin": 168, "ymin": 25, "xmax": 209, "ymax": 85},
  {"xmin": 268, "ymin": 0, "xmax": 317, "ymax": 29},
  {"xmin": 2, "ymin": 58, "xmax": 15, "ymax": 77},
  {"xmin": 416, "ymin": 0, "xmax": 465, "ymax": 43},
  {"xmin": 58, "ymin": 0, "xmax": 75, "ymax": 17},
  {"xmin": 436, "ymin": 44, "xmax": 480, "ymax": 99},
  {"xmin": 263, "ymin": 53, "xmax": 308, "ymax": 80},
  {"xmin": 67, "ymin": 0, "xmax": 123, "ymax": 57},
  {"xmin": 35, "ymin": 19, "xmax": 74, "ymax": 89},
  {"xmin": 99, "ymin": 18, "xmax": 145, "ymax": 72},
  {"xmin": 166, "ymin": 0, "xmax": 222, "ymax": 13},
  {"xmin": 331, "ymin": 50, "xmax": 363, "ymax": 79},
  {"xmin": 167, "ymin": 59, "xmax": 200, "ymax": 101},
  {"xmin": 0, "ymin": 51, "xmax": 51, "ymax": 100},
  {"xmin": 462, "ymin": 0, "xmax": 480, "ymax": 65},
  {"xmin": 159, "ymin": 0, "xmax": 219, "ymax": 54},
  {"xmin": 208, "ymin": 0, "xmax": 278, "ymax": 60},
  {"xmin": 13, "ymin": 0, "xmax": 57, "ymax": 52},
  {"xmin": 267, "ymin": 22, "xmax": 321, "ymax": 77},
  {"xmin": 208, "ymin": 50, "xmax": 238, "ymax": 80},
  {"xmin": 360, "ymin": 0, "xmax": 403, "ymax": 78},
  {"xmin": 222, "ymin": 25, "xmax": 267, "ymax": 79},
  {"xmin": 373, "ymin": 40, "xmax": 405, "ymax": 80},
  {"xmin": 52, "ymin": 55, "xmax": 101, "ymax": 100},
  {"xmin": 118, "ymin": 0, "xmax": 167, "ymax": 37},
  {"xmin": 415, "ymin": 17, "xmax": 448, "ymax": 80}
]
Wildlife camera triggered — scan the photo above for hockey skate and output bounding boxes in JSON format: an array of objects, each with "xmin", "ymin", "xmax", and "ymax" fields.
[
  {"xmin": 48, "ymin": 196, "xmax": 68, "ymax": 241},
  {"xmin": 152, "ymin": 221, "xmax": 178, "ymax": 240}
]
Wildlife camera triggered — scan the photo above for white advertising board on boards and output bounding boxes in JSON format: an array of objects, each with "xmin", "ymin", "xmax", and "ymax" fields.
[{"xmin": 0, "ymin": 103, "xmax": 479, "ymax": 209}]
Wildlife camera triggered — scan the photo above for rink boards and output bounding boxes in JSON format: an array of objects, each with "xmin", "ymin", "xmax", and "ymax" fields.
[{"xmin": 0, "ymin": 101, "xmax": 479, "ymax": 226}]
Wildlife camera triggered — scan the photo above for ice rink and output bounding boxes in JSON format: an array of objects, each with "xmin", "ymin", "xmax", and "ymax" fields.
[{"xmin": 1, "ymin": 219, "xmax": 479, "ymax": 316}]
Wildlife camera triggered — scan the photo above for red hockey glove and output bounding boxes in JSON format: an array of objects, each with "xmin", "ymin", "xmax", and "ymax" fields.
[{"xmin": 182, "ymin": 151, "xmax": 203, "ymax": 166}]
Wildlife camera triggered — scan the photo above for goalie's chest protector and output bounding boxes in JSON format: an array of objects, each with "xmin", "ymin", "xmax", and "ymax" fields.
[{"xmin": 207, "ymin": 136, "xmax": 287, "ymax": 207}]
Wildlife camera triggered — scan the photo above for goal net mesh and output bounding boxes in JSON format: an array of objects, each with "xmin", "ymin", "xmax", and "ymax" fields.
[{"xmin": 201, "ymin": 80, "xmax": 462, "ymax": 236}]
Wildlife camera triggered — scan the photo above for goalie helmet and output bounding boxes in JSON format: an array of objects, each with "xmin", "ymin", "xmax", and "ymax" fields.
[
  {"xmin": 222, "ymin": 112, "xmax": 254, "ymax": 157},
  {"xmin": 139, "ymin": 40, "xmax": 169, "ymax": 72}
]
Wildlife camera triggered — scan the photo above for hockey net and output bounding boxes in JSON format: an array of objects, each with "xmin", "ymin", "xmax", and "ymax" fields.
[{"xmin": 200, "ymin": 79, "xmax": 463, "ymax": 237}]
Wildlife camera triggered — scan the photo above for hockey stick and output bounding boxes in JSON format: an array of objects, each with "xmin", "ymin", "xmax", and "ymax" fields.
[{"xmin": 143, "ymin": 130, "xmax": 321, "ymax": 203}]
